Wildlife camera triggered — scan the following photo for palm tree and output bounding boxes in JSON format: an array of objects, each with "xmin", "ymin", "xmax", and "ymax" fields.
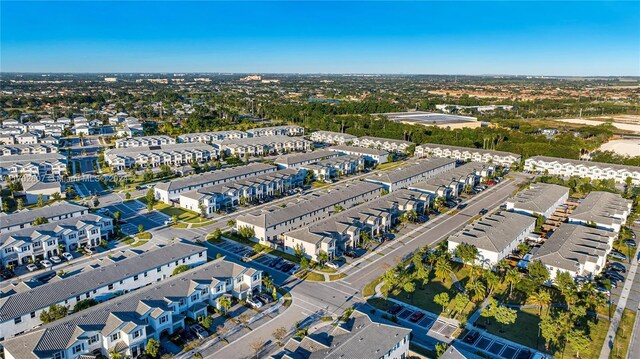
[
  {"xmin": 434, "ymin": 257, "xmax": 452, "ymax": 283},
  {"xmin": 466, "ymin": 279, "xmax": 486, "ymax": 302},
  {"xmin": 108, "ymin": 350, "xmax": 122, "ymax": 359},
  {"xmin": 528, "ymin": 289, "xmax": 552, "ymax": 315},
  {"xmin": 504, "ymin": 269, "xmax": 522, "ymax": 298}
]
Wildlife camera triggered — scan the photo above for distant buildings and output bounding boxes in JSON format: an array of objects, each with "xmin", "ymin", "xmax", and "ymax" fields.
[
  {"xmin": 379, "ymin": 111, "xmax": 481, "ymax": 130},
  {"xmin": 114, "ymin": 135, "xmax": 175, "ymax": 148},
  {"xmin": 178, "ymin": 130, "xmax": 247, "ymax": 143},
  {"xmin": 0, "ymin": 201, "xmax": 88, "ymax": 233},
  {"xmin": 352, "ymin": 136, "xmax": 413, "ymax": 154},
  {"xmin": 246, "ymin": 125, "xmax": 304, "ymax": 137},
  {"xmin": 524, "ymin": 156, "xmax": 640, "ymax": 184},
  {"xmin": 409, "ymin": 162, "xmax": 494, "ymax": 200},
  {"xmin": 0, "ymin": 153, "xmax": 67, "ymax": 178},
  {"xmin": 274, "ymin": 150, "xmax": 339, "ymax": 169},
  {"xmin": 506, "ymin": 183, "xmax": 570, "ymax": 218},
  {"xmin": 301, "ymin": 154, "xmax": 364, "ymax": 181},
  {"xmin": 213, "ymin": 135, "xmax": 311, "ymax": 157},
  {"xmin": 309, "ymin": 130, "xmax": 357, "ymax": 145},
  {"xmin": 435, "ymin": 104, "xmax": 514, "ymax": 113},
  {"xmin": 415, "ymin": 143, "xmax": 521, "ymax": 167},
  {"xmin": 104, "ymin": 143, "xmax": 216, "ymax": 170},
  {"xmin": 326, "ymin": 145, "xmax": 389, "ymax": 164},
  {"xmin": 0, "ymin": 144, "xmax": 57, "ymax": 156}
]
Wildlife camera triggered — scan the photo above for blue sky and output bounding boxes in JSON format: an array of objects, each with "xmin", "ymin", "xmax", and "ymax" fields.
[{"xmin": 1, "ymin": 1, "xmax": 639, "ymax": 75}]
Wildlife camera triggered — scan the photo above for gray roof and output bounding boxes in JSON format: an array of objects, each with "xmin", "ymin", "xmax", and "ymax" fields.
[
  {"xmin": 274, "ymin": 150, "xmax": 337, "ymax": 166},
  {"xmin": 0, "ymin": 201, "xmax": 87, "ymax": 230},
  {"xmin": 526, "ymin": 156, "xmax": 640, "ymax": 173},
  {"xmin": 569, "ymin": 191, "xmax": 632, "ymax": 227},
  {"xmin": 326, "ymin": 145, "xmax": 388, "ymax": 157},
  {"xmin": 365, "ymin": 158, "xmax": 455, "ymax": 185},
  {"xmin": 215, "ymin": 135, "xmax": 310, "ymax": 146},
  {"xmin": 449, "ymin": 211, "xmax": 536, "ymax": 253},
  {"xmin": 0, "ymin": 152, "xmax": 65, "ymax": 165},
  {"xmin": 381, "ymin": 111, "xmax": 478, "ymax": 125},
  {"xmin": 0, "ymin": 242, "xmax": 205, "ymax": 322},
  {"xmin": 104, "ymin": 142, "xmax": 213, "ymax": 156},
  {"xmin": 410, "ymin": 162, "xmax": 490, "ymax": 190},
  {"xmin": 356, "ymin": 136, "xmax": 413, "ymax": 146},
  {"xmin": 507, "ymin": 183, "xmax": 569, "ymax": 215},
  {"xmin": 154, "ymin": 163, "xmax": 276, "ymax": 192},
  {"xmin": 417, "ymin": 142, "xmax": 521, "ymax": 158}
]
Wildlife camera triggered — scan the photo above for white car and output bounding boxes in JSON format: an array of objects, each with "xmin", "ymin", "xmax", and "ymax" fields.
[
  {"xmin": 40, "ymin": 260, "xmax": 52, "ymax": 268},
  {"xmin": 62, "ymin": 252, "xmax": 73, "ymax": 261},
  {"xmin": 247, "ymin": 297, "xmax": 263, "ymax": 309},
  {"xmin": 325, "ymin": 262, "xmax": 339, "ymax": 270},
  {"xmin": 50, "ymin": 256, "xmax": 62, "ymax": 264},
  {"xmin": 26, "ymin": 264, "xmax": 38, "ymax": 272}
]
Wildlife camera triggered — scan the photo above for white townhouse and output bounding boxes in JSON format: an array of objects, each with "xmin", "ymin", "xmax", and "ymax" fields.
[
  {"xmin": 0, "ymin": 201, "xmax": 88, "ymax": 233},
  {"xmin": 213, "ymin": 135, "xmax": 312, "ymax": 157},
  {"xmin": 365, "ymin": 158, "xmax": 456, "ymax": 192},
  {"xmin": 0, "ymin": 144, "xmax": 58, "ymax": 156},
  {"xmin": 114, "ymin": 135, "xmax": 176, "ymax": 148},
  {"xmin": 0, "ymin": 243, "xmax": 205, "ymax": 341},
  {"xmin": 178, "ymin": 130, "xmax": 247, "ymax": 143},
  {"xmin": 309, "ymin": 130, "xmax": 357, "ymax": 145},
  {"xmin": 15, "ymin": 132, "xmax": 39, "ymax": 145},
  {"xmin": 352, "ymin": 136, "xmax": 414, "ymax": 154},
  {"xmin": 409, "ymin": 162, "xmax": 494, "ymax": 200},
  {"xmin": 273, "ymin": 150, "xmax": 339, "ymax": 169},
  {"xmin": 524, "ymin": 156, "xmax": 640, "ymax": 185},
  {"xmin": 246, "ymin": 125, "xmax": 304, "ymax": 137},
  {"xmin": 0, "ymin": 153, "xmax": 67, "ymax": 177},
  {"xmin": 506, "ymin": 183, "xmax": 570, "ymax": 218},
  {"xmin": 326, "ymin": 144, "xmax": 389, "ymax": 164},
  {"xmin": 235, "ymin": 181, "xmax": 383, "ymax": 245},
  {"xmin": 301, "ymin": 154, "xmax": 364, "ymax": 181},
  {"xmin": 104, "ymin": 142, "xmax": 216, "ymax": 170},
  {"xmin": 448, "ymin": 211, "xmax": 536, "ymax": 268},
  {"xmin": 415, "ymin": 143, "xmax": 521, "ymax": 167},
  {"xmin": 154, "ymin": 163, "xmax": 276, "ymax": 204},
  {"xmin": 1, "ymin": 258, "xmax": 261, "ymax": 359},
  {"xmin": 568, "ymin": 191, "xmax": 633, "ymax": 232}
]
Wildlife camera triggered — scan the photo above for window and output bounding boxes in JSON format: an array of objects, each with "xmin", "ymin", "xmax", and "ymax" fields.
[
  {"xmin": 133, "ymin": 329, "xmax": 141, "ymax": 338},
  {"xmin": 108, "ymin": 284, "xmax": 114, "ymax": 290},
  {"xmin": 134, "ymin": 275, "xmax": 139, "ymax": 281},
  {"xmin": 159, "ymin": 315, "xmax": 168, "ymax": 324},
  {"xmin": 14, "ymin": 317, "xmax": 22, "ymax": 324},
  {"xmin": 111, "ymin": 332, "xmax": 120, "ymax": 341},
  {"xmin": 31, "ymin": 311, "xmax": 36, "ymax": 318},
  {"xmin": 52, "ymin": 352, "xmax": 65, "ymax": 359},
  {"xmin": 157, "ymin": 267, "xmax": 161, "ymax": 273},
  {"xmin": 72, "ymin": 344, "xmax": 83, "ymax": 354},
  {"xmin": 89, "ymin": 334, "xmax": 99, "ymax": 344}
]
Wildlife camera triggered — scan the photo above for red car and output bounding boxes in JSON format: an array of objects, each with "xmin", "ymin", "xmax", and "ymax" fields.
[
  {"xmin": 409, "ymin": 311, "xmax": 425, "ymax": 322},
  {"xmin": 485, "ymin": 180, "xmax": 497, "ymax": 185}
]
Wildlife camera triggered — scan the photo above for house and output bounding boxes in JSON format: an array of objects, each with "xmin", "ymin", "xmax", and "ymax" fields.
[
  {"xmin": 301, "ymin": 155, "xmax": 364, "ymax": 181},
  {"xmin": 409, "ymin": 162, "xmax": 493, "ymax": 200},
  {"xmin": 274, "ymin": 150, "xmax": 339, "ymax": 169},
  {"xmin": 15, "ymin": 132, "xmax": 39, "ymax": 145},
  {"xmin": 326, "ymin": 145, "xmax": 389, "ymax": 164},
  {"xmin": 0, "ymin": 144, "xmax": 57, "ymax": 156},
  {"xmin": 19, "ymin": 177, "xmax": 62, "ymax": 204},
  {"xmin": 309, "ymin": 130, "xmax": 357, "ymax": 145},
  {"xmin": 524, "ymin": 156, "xmax": 640, "ymax": 185},
  {"xmin": 448, "ymin": 211, "xmax": 536, "ymax": 268},
  {"xmin": 352, "ymin": 136, "xmax": 413, "ymax": 154},
  {"xmin": 568, "ymin": 191, "xmax": 632, "ymax": 232},
  {"xmin": 0, "ymin": 242, "xmax": 206, "ymax": 340},
  {"xmin": 246, "ymin": 125, "xmax": 304, "ymax": 137},
  {"xmin": 178, "ymin": 130, "xmax": 247, "ymax": 143},
  {"xmin": 1, "ymin": 258, "xmax": 261, "ymax": 358},
  {"xmin": 104, "ymin": 143, "xmax": 216, "ymax": 170},
  {"xmin": 365, "ymin": 158, "xmax": 456, "ymax": 191},
  {"xmin": 0, "ymin": 153, "xmax": 67, "ymax": 177},
  {"xmin": 213, "ymin": 135, "xmax": 312, "ymax": 157},
  {"xmin": 532, "ymin": 223, "xmax": 617, "ymax": 281},
  {"xmin": 0, "ymin": 201, "xmax": 88, "ymax": 233},
  {"xmin": 506, "ymin": 183, "xmax": 570, "ymax": 218},
  {"xmin": 415, "ymin": 143, "xmax": 521, "ymax": 167},
  {"xmin": 114, "ymin": 135, "xmax": 176, "ymax": 148}
]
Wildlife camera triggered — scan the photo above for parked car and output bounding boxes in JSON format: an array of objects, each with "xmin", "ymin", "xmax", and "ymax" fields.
[
  {"xmin": 190, "ymin": 324, "xmax": 209, "ymax": 339},
  {"xmin": 325, "ymin": 262, "xmax": 339, "ymax": 270},
  {"xmin": 345, "ymin": 250, "xmax": 358, "ymax": 258},
  {"xmin": 281, "ymin": 263, "xmax": 295, "ymax": 272},
  {"xmin": 485, "ymin": 180, "xmax": 497, "ymax": 185},
  {"xmin": 50, "ymin": 256, "xmax": 62, "ymax": 264},
  {"xmin": 595, "ymin": 287, "xmax": 610, "ymax": 295},
  {"xmin": 0, "ymin": 268, "xmax": 15, "ymax": 280},
  {"xmin": 40, "ymin": 260, "xmax": 52, "ymax": 268},
  {"xmin": 479, "ymin": 208, "xmax": 489, "ymax": 215},
  {"xmin": 457, "ymin": 203, "xmax": 468, "ymax": 210},
  {"xmin": 27, "ymin": 263, "xmax": 38, "ymax": 272},
  {"xmin": 387, "ymin": 304, "xmax": 403, "ymax": 315},
  {"xmin": 62, "ymin": 252, "xmax": 74, "ymax": 261},
  {"xmin": 609, "ymin": 251, "xmax": 628, "ymax": 261},
  {"xmin": 35, "ymin": 271, "xmax": 57, "ymax": 282},
  {"xmin": 464, "ymin": 331, "xmax": 480, "ymax": 344},
  {"xmin": 409, "ymin": 311, "xmax": 425, "ymax": 322},
  {"xmin": 624, "ymin": 239, "xmax": 637, "ymax": 247},
  {"xmin": 247, "ymin": 297, "xmax": 263, "ymax": 309},
  {"xmin": 608, "ymin": 262, "xmax": 627, "ymax": 272},
  {"xmin": 606, "ymin": 271, "xmax": 624, "ymax": 282},
  {"xmin": 84, "ymin": 248, "xmax": 93, "ymax": 255},
  {"xmin": 257, "ymin": 293, "xmax": 272, "ymax": 304},
  {"xmin": 269, "ymin": 257, "xmax": 283, "ymax": 268},
  {"xmin": 289, "ymin": 265, "xmax": 301, "ymax": 275}
]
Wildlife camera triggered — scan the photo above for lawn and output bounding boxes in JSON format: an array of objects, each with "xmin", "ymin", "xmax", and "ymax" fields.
[
  {"xmin": 297, "ymin": 271, "xmax": 325, "ymax": 282},
  {"xmin": 329, "ymin": 273, "xmax": 347, "ymax": 281},
  {"xmin": 131, "ymin": 239, "xmax": 149, "ymax": 247},
  {"xmin": 363, "ymin": 277, "xmax": 384, "ymax": 297},
  {"xmin": 610, "ymin": 309, "xmax": 636, "ymax": 359},
  {"xmin": 222, "ymin": 232, "xmax": 300, "ymax": 263}
]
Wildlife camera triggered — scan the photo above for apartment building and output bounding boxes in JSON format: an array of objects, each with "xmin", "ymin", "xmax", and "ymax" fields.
[
  {"xmin": 301, "ymin": 154, "xmax": 364, "ymax": 181},
  {"xmin": 532, "ymin": 223, "xmax": 617, "ymax": 280},
  {"xmin": 115, "ymin": 117, "xmax": 144, "ymax": 137},
  {"xmin": 246, "ymin": 125, "xmax": 304, "ymax": 137},
  {"xmin": 274, "ymin": 150, "xmax": 339, "ymax": 168},
  {"xmin": 235, "ymin": 181, "xmax": 383, "ymax": 245},
  {"xmin": 448, "ymin": 211, "xmax": 536, "ymax": 268},
  {"xmin": 104, "ymin": 143, "xmax": 216, "ymax": 170},
  {"xmin": 19, "ymin": 177, "xmax": 63, "ymax": 204},
  {"xmin": 326, "ymin": 144, "xmax": 389, "ymax": 164},
  {"xmin": 524, "ymin": 156, "xmax": 640, "ymax": 184},
  {"xmin": 154, "ymin": 163, "xmax": 277, "ymax": 203},
  {"xmin": 272, "ymin": 309, "xmax": 411, "ymax": 359},
  {"xmin": 352, "ymin": 136, "xmax": 414, "ymax": 154},
  {"xmin": 177, "ymin": 130, "xmax": 247, "ymax": 143},
  {"xmin": 283, "ymin": 189, "xmax": 426, "ymax": 261},
  {"xmin": 568, "ymin": 191, "xmax": 632, "ymax": 232},
  {"xmin": 409, "ymin": 162, "xmax": 494, "ymax": 200},
  {"xmin": 213, "ymin": 135, "xmax": 312, "ymax": 157},
  {"xmin": 179, "ymin": 168, "xmax": 304, "ymax": 215},
  {"xmin": 0, "ymin": 153, "xmax": 67, "ymax": 177},
  {"xmin": 0, "ymin": 144, "xmax": 58, "ymax": 156},
  {"xmin": 365, "ymin": 158, "xmax": 456, "ymax": 191},
  {"xmin": 1, "ymin": 258, "xmax": 262, "ymax": 359},
  {"xmin": 0, "ymin": 201, "xmax": 88, "ymax": 233},
  {"xmin": 506, "ymin": 183, "xmax": 570, "ymax": 218},
  {"xmin": 114, "ymin": 135, "xmax": 176, "ymax": 148},
  {"xmin": 0, "ymin": 243, "xmax": 205, "ymax": 341},
  {"xmin": 309, "ymin": 130, "xmax": 357, "ymax": 145},
  {"xmin": 415, "ymin": 143, "xmax": 521, "ymax": 167}
]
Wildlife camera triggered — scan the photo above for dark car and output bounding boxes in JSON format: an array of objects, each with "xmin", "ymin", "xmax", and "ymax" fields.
[
  {"xmin": 624, "ymin": 239, "xmax": 637, "ymax": 248},
  {"xmin": 457, "ymin": 203, "xmax": 468, "ymax": 210},
  {"xmin": 479, "ymin": 208, "xmax": 488, "ymax": 215},
  {"xmin": 281, "ymin": 263, "xmax": 294, "ymax": 272},
  {"xmin": 409, "ymin": 311, "xmax": 425, "ymax": 322},
  {"xmin": 0, "ymin": 268, "xmax": 14, "ymax": 280},
  {"xmin": 269, "ymin": 257, "xmax": 283, "ymax": 268},
  {"xmin": 606, "ymin": 271, "xmax": 624, "ymax": 282},
  {"xmin": 515, "ymin": 349, "xmax": 532, "ymax": 359},
  {"xmin": 387, "ymin": 304, "xmax": 403, "ymax": 315},
  {"xmin": 345, "ymin": 251, "xmax": 358, "ymax": 258},
  {"xmin": 464, "ymin": 331, "xmax": 480, "ymax": 344},
  {"xmin": 609, "ymin": 262, "xmax": 627, "ymax": 272}
]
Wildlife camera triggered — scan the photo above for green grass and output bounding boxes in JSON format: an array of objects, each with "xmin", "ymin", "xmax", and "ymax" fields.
[
  {"xmin": 119, "ymin": 237, "xmax": 135, "ymax": 245},
  {"xmin": 329, "ymin": 273, "xmax": 347, "ymax": 281},
  {"xmin": 222, "ymin": 232, "xmax": 301, "ymax": 263},
  {"xmin": 136, "ymin": 232, "xmax": 152, "ymax": 240},
  {"xmin": 363, "ymin": 277, "xmax": 384, "ymax": 297},
  {"xmin": 131, "ymin": 240, "xmax": 149, "ymax": 247},
  {"xmin": 376, "ymin": 160, "xmax": 406, "ymax": 171},
  {"xmin": 297, "ymin": 271, "xmax": 325, "ymax": 282},
  {"xmin": 610, "ymin": 309, "xmax": 636, "ymax": 359}
]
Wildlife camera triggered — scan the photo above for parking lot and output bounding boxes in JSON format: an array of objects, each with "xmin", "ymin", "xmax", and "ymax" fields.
[
  {"xmin": 104, "ymin": 200, "xmax": 170, "ymax": 236},
  {"xmin": 461, "ymin": 330, "xmax": 531, "ymax": 359},
  {"xmin": 387, "ymin": 303, "xmax": 458, "ymax": 339},
  {"xmin": 214, "ymin": 240, "xmax": 299, "ymax": 276}
]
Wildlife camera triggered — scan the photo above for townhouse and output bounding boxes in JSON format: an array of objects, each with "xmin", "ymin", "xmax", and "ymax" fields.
[
  {"xmin": 246, "ymin": 125, "xmax": 304, "ymax": 137},
  {"xmin": 235, "ymin": 181, "xmax": 384, "ymax": 245},
  {"xmin": 568, "ymin": 191, "xmax": 632, "ymax": 232},
  {"xmin": 365, "ymin": 158, "xmax": 456, "ymax": 192},
  {"xmin": 524, "ymin": 156, "xmax": 640, "ymax": 184},
  {"xmin": 0, "ymin": 201, "xmax": 88, "ymax": 233},
  {"xmin": 506, "ymin": 183, "xmax": 570, "ymax": 218},
  {"xmin": 415, "ymin": 143, "xmax": 521, "ymax": 167},
  {"xmin": 283, "ymin": 189, "xmax": 426, "ymax": 261},
  {"xmin": 114, "ymin": 135, "xmax": 176, "ymax": 148},
  {"xmin": 301, "ymin": 154, "xmax": 364, "ymax": 181},
  {"xmin": 409, "ymin": 162, "xmax": 494, "ymax": 200},
  {"xmin": 15, "ymin": 132, "xmax": 39, "ymax": 145},
  {"xmin": 0, "ymin": 153, "xmax": 67, "ymax": 177},
  {"xmin": 19, "ymin": 177, "xmax": 62, "ymax": 204},
  {"xmin": 213, "ymin": 135, "xmax": 312, "ymax": 157},
  {"xmin": 179, "ymin": 168, "xmax": 304, "ymax": 215},
  {"xmin": 532, "ymin": 223, "xmax": 617, "ymax": 280},
  {"xmin": 272, "ymin": 309, "xmax": 411, "ymax": 359},
  {"xmin": 104, "ymin": 143, "xmax": 216, "ymax": 171},
  {"xmin": 326, "ymin": 144, "xmax": 390, "ymax": 164},
  {"xmin": 448, "ymin": 211, "xmax": 536, "ymax": 268},
  {"xmin": 1, "ymin": 258, "xmax": 262, "ymax": 359},
  {"xmin": 154, "ymin": 163, "xmax": 277, "ymax": 203},
  {"xmin": 178, "ymin": 130, "xmax": 247, "ymax": 143},
  {"xmin": 116, "ymin": 117, "xmax": 144, "ymax": 137},
  {"xmin": 273, "ymin": 150, "xmax": 339, "ymax": 169},
  {"xmin": 352, "ymin": 136, "xmax": 414, "ymax": 154},
  {"xmin": 0, "ymin": 242, "xmax": 205, "ymax": 341},
  {"xmin": 0, "ymin": 144, "xmax": 58, "ymax": 156},
  {"xmin": 309, "ymin": 130, "xmax": 357, "ymax": 145}
]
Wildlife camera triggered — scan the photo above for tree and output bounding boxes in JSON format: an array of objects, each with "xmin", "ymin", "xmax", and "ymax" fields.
[
  {"xmin": 273, "ymin": 326, "xmax": 288, "ymax": 346},
  {"xmin": 138, "ymin": 224, "xmax": 144, "ymax": 234},
  {"xmin": 40, "ymin": 304, "xmax": 68, "ymax": 324},
  {"xmin": 555, "ymin": 270, "xmax": 576, "ymax": 300},
  {"xmin": 172, "ymin": 265, "xmax": 190, "ymax": 275},
  {"xmin": 113, "ymin": 211, "xmax": 121, "ymax": 222},
  {"xmin": 435, "ymin": 342, "xmax": 448, "ymax": 358},
  {"xmin": 483, "ymin": 271, "xmax": 500, "ymax": 297},
  {"xmin": 218, "ymin": 296, "xmax": 232, "ymax": 313},
  {"xmin": 434, "ymin": 292, "xmax": 450, "ymax": 312},
  {"xmin": 567, "ymin": 329, "xmax": 590, "ymax": 358},
  {"xmin": 455, "ymin": 243, "xmax": 478, "ymax": 267},
  {"xmin": 504, "ymin": 268, "xmax": 522, "ymax": 298},
  {"xmin": 412, "ymin": 252, "xmax": 430, "ymax": 289},
  {"xmin": 528, "ymin": 260, "xmax": 550, "ymax": 287},
  {"xmin": 300, "ymin": 256, "xmax": 310, "ymax": 269},
  {"xmin": 32, "ymin": 217, "xmax": 49, "ymax": 226},
  {"xmin": 317, "ymin": 250, "xmax": 329, "ymax": 265},
  {"xmin": 238, "ymin": 225, "xmax": 255, "ymax": 239},
  {"xmin": 227, "ymin": 219, "xmax": 236, "ymax": 227},
  {"xmin": 125, "ymin": 192, "xmax": 131, "ymax": 200},
  {"xmin": 494, "ymin": 306, "xmax": 518, "ymax": 333},
  {"xmin": 403, "ymin": 281, "xmax": 416, "ymax": 304},
  {"xmin": 73, "ymin": 299, "xmax": 98, "ymax": 312},
  {"xmin": 199, "ymin": 315, "xmax": 212, "ymax": 330},
  {"xmin": 145, "ymin": 188, "xmax": 155, "ymax": 210},
  {"xmin": 144, "ymin": 338, "xmax": 160, "ymax": 358},
  {"xmin": 434, "ymin": 257, "xmax": 452, "ymax": 283},
  {"xmin": 51, "ymin": 192, "xmax": 61, "ymax": 201},
  {"xmin": 211, "ymin": 228, "xmax": 222, "ymax": 241},
  {"xmin": 293, "ymin": 243, "xmax": 305, "ymax": 259},
  {"xmin": 453, "ymin": 293, "xmax": 470, "ymax": 315},
  {"xmin": 528, "ymin": 289, "xmax": 552, "ymax": 315},
  {"xmin": 250, "ymin": 338, "xmax": 265, "ymax": 359},
  {"xmin": 93, "ymin": 197, "xmax": 100, "ymax": 207},
  {"xmin": 37, "ymin": 194, "xmax": 45, "ymax": 207},
  {"xmin": 108, "ymin": 350, "xmax": 122, "ymax": 359},
  {"xmin": 465, "ymin": 278, "xmax": 486, "ymax": 302},
  {"xmin": 333, "ymin": 205, "xmax": 344, "ymax": 213}
]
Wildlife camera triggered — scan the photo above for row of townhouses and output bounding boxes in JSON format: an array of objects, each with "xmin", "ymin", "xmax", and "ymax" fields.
[
  {"xmin": 0, "ymin": 132, "xmax": 58, "ymax": 146},
  {"xmin": 309, "ymin": 130, "xmax": 357, "ymax": 145},
  {"xmin": 0, "ymin": 201, "xmax": 88, "ymax": 233},
  {"xmin": 524, "ymin": 156, "xmax": 640, "ymax": 184},
  {"xmin": 153, "ymin": 163, "xmax": 276, "ymax": 203},
  {"xmin": 283, "ymin": 189, "xmax": 428, "ymax": 262},
  {"xmin": 178, "ymin": 130, "xmax": 248, "ymax": 143},
  {"xmin": 0, "ymin": 144, "xmax": 58, "ymax": 156},
  {"xmin": 104, "ymin": 143, "xmax": 216, "ymax": 170},
  {"xmin": 235, "ymin": 181, "xmax": 384, "ymax": 245},
  {"xmin": 1, "ymin": 258, "xmax": 262, "ymax": 359},
  {"xmin": 326, "ymin": 145, "xmax": 389, "ymax": 164},
  {"xmin": 71, "ymin": 117, "xmax": 103, "ymax": 136},
  {"xmin": 409, "ymin": 162, "xmax": 494, "ymax": 200},
  {"xmin": 0, "ymin": 118, "xmax": 68, "ymax": 140},
  {"xmin": 365, "ymin": 158, "xmax": 456, "ymax": 191},
  {"xmin": 415, "ymin": 143, "xmax": 521, "ymax": 167},
  {"xmin": 0, "ymin": 243, "xmax": 205, "ymax": 341},
  {"xmin": 505, "ymin": 183, "xmax": 570, "ymax": 218},
  {"xmin": 213, "ymin": 135, "xmax": 312, "ymax": 157},
  {"xmin": 274, "ymin": 150, "xmax": 339, "ymax": 169},
  {"xmin": 114, "ymin": 135, "xmax": 176, "ymax": 148},
  {"xmin": 352, "ymin": 136, "xmax": 414, "ymax": 154},
  {"xmin": 0, "ymin": 153, "xmax": 67, "ymax": 178},
  {"xmin": 245, "ymin": 125, "xmax": 304, "ymax": 137},
  {"xmin": 301, "ymin": 154, "xmax": 364, "ymax": 181},
  {"xmin": 178, "ymin": 168, "xmax": 305, "ymax": 215},
  {"xmin": 567, "ymin": 191, "xmax": 632, "ymax": 232}
]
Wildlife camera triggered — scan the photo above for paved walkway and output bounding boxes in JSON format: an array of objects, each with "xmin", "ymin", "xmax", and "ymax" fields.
[{"xmin": 600, "ymin": 254, "xmax": 639, "ymax": 359}]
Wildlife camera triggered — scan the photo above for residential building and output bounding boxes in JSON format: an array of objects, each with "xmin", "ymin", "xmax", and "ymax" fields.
[
  {"xmin": 114, "ymin": 135, "xmax": 176, "ymax": 148},
  {"xmin": 18, "ymin": 177, "xmax": 62, "ymax": 204},
  {"xmin": 448, "ymin": 211, "xmax": 536, "ymax": 268},
  {"xmin": 115, "ymin": 117, "xmax": 144, "ymax": 137},
  {"xmin": 178, "ymin": 130, "xmax": 247, "ymax": 143},
  {"xmin": 409, "ymin": 162, "xmax": 493, "ymax": 200},
  {"xmin": 506, "ymin": 183, "xmax": 570, "ymax": 218},
  {"xmin": 326, "ymin": 145, "xmax": 389, "ymax": 164},
  {"xmin": 235, "ymin": 181, "xmax": 383, "ymax": 245},
  {"xmin": 246, "ymin": 125, "xmax": 304, "ymax": 137},
  {"xmin": 104, "ymin": 143, "xmax": 216, "ymax": 171},
  {"xmin": 532, "ymin": 223, "xmax": 617, "ymax": 280},
  {"xmin": 524, "ymin": 156, "xmax": 640, "ymax": 184},
  {"xmin": 0, "ymin": 201, "xmax": 88, "ymax": 233},
  {"xmin": 213, "ymin": 135, "xmax": 312, "ymax": 157},
  {"xmin": 1, "ymin": 258, "xmax": 262, "ymax": 358},
  {"xmin": 309, "ymin": 130, "xmax": 357, "ymax": 145},
  {"xmin": 365, "ymin": 158, "xmax": 456, "ymax": 191},
  {"xmin": 0, "ymin": 153, "xmax": 67, "ymax": 177},
  {"xmin": 0, "ymin": 242, "xmax": 205, "ymax": 340},
  {"xmin": 415, "ymin": 143, "xmax": 521, "ymax": 167},
  {"xmin": 274, "ymin": 150, "xmax": 339, "ymax": 169},
  {"xmin": 379, "ymin": 111, "xmax": 481, "ymax": 130},
  {"xmin": 0, "ymin": 144, "xmax": 58, "ymax": 156},
  {"xmin": 568, "ymin": 191, "xmax": 632, "ymax": 232},
  {"xmin": 301, "ymin": 154, "xmax": 364, "ymax": 181},
  {"xmin": 154, "ymin": 163, "xmax": 276, "ymax": 203},
  {"xmin": 352, "ymin": 136, "xmax": 413, "ymax": 154}
]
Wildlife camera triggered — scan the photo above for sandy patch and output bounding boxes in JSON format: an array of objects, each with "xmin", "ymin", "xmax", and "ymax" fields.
[
  {"xmin": 557, "ymin": 118, "xmax": 640, "ymax": 133},
  {"xmin": 598, "ymin": 139, "xmax": 640, "ymax": 156}
]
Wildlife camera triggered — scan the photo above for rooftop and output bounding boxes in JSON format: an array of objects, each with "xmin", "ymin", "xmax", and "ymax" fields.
[
  {"xmin": 449, "ymin": 211, "xmax": 536, "ymax": 253},
  {"xmin": 0, "ymin": 201, "xmax": 87, "ymax": 230},
  {"xmin": 154, "ymin": 163, "xmax": 276, "ymax": 192},
  {"xmin": 507, "ymin": 183, "xmax": 569, "ymax": 214}
]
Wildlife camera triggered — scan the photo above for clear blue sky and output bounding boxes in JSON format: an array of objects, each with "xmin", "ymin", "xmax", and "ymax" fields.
[{"xmin": 1, "ymin": 1, "xmax": 639, "ymax": 75}]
